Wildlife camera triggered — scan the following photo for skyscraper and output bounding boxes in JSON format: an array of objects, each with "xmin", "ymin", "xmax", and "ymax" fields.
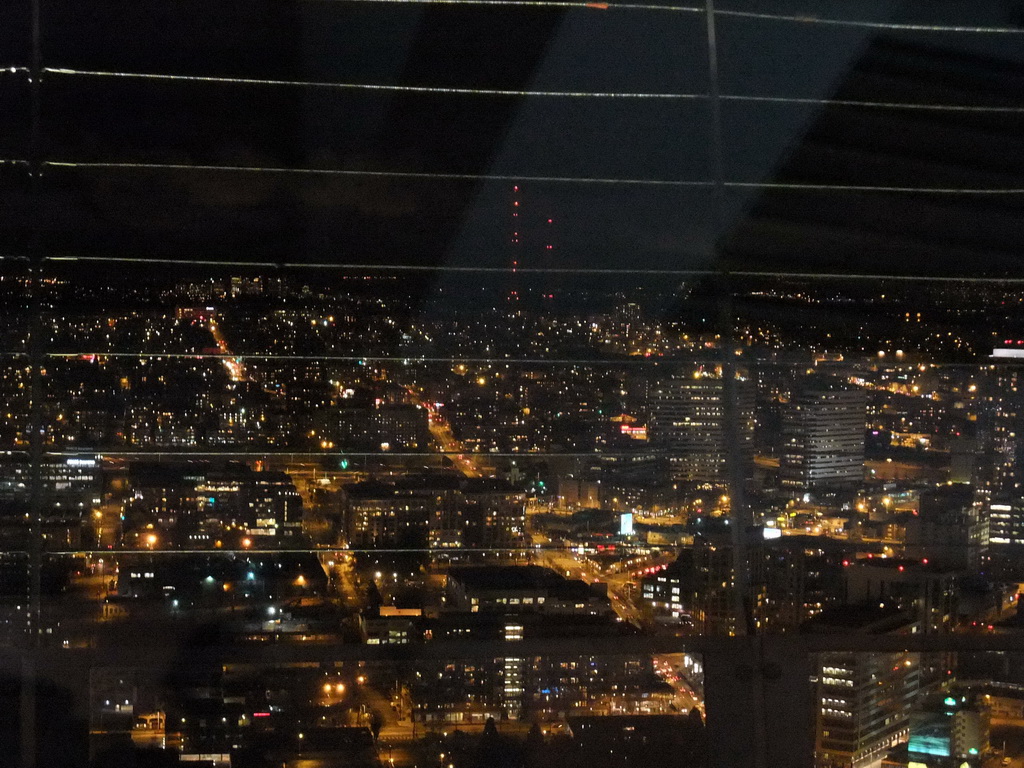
[
  {"xmin": 651, "ymin": 368, "xmax": 755, "ymax": 486},
  {"xmin": 906, "ymin": 484, "xmax": 987, "ymax": 573},
  {"xmin": 987, "ymin": 367, "xmax": 1024, "ymax": 495},
  {"xmin": 780, "ymin": 377, "xmax": 866, "ymax": 495},
  {"xmin": 815, "ymin": 646, "xmax": 919, "ymax": 768},
  {"xmin": 810, "ymin": 608, "xmax": 920, "ymax": 768}
]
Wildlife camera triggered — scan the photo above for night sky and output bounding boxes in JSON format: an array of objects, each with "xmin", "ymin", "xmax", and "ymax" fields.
[{"xmin": 2, "ymin": 0, "xmax": 1024, "ymax": 280}]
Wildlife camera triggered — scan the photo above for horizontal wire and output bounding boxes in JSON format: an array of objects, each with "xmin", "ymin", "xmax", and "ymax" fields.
[
  {"xmin": 47, "ymin": 68, "xmax": 1024, "ymax": 114},
  {"xmin": 721, "ymin": 93, "xmax": 1024, "ymax": 114},
  {"xmin": 317, "ymin": 0, "xmax": 702, "ymax": 11},
  {"xmin": 38, "ymin": 0, "xmax": 1011, "ymax": 34},
  {"xmin": 30, "ymin": 359, "xmax": 1024, "ymax": 377},
  {"xmin": 735, "ymin": 270, "xmax": 1024, "ymax": 284},
  {"xmin": 43, "ymin": 68, "xmax": 703, "ymax": 100},
  {"xmin": 43, "ymin": 545, "xmax": 659, "ymax": 556},
  {"xmin": 36, "ymin": 255, "xmax": 1024, "ymax": 283},
  {"xmin": 43, "ymin": 161, "xmax": 712, "ymax": 188},
  {"xmin": 44, "ymin": 161, "xmax": 1024, "ymax": 194},
  {"xmin": 333, "ymin": 0, "xmax": 1024, "ymax": 33},
  {"xmin": 44, "ymin": 449, "xmax": 669, "ymax": 458},
  {"xmin": 32, "ymin": 361, "xmax": 1024, "ymax": 376},
  {"xmin": 36, "ymin": 545, "xmax": 997, "ymax": 561},
  {"xmin": 62, "ymin": 0, "xmax": 1015, "ymax": 33},
  {"xmin": 37, "ymin": 352, "xmax": 1018, "ymax": 367},
  {"xmin": 37, "ymin": 440, "xmax": 1017, "ymax": 457},
  {"xmin": 38, "ymin": 542, "xmax": 986, "ymax": 555},
  {"xmin": 715, "ymin": 8, "xmax": 1024, "ymax": 34},
  {"xmin": 44, "ymin": 351, "xmax": 722, "ymax": 364},
  {"xmin": 733, "ymin": 180, "xmax": 1024, "ymax": 194},
  {"xmin": 46, "ymin": 255, "xmax": 720, "ymax": 275}
]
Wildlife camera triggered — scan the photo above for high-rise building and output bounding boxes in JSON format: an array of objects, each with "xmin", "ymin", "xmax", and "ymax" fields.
[
  {"xmin": 982, "ymin": 366, "xmax": 1024, "ymax": 494},
  {"xmin": 651, "ymin": 368, "xmax": 755, "ymax": 486},
  {"xmin": 809, "ymin": 607, "xmax": 920, "ymax": 768},
  {"xmin": 986, "ymin": 497, "xmax": 1024, "ymax": 579},
  {"xmin": 641, "ymin": 531, "xmax": 736, "ymax": 635},
  {"xmin": 752, "ymin": 534, "xmax": 849, "ymax": 632},
  {"xmin": 905, "ymin": 484, "xmax": 988, "ymax": 572},
  {"xmin": 984, "ymin": 366, "xmax": 1024, "ymax": 576},
  {"xmin": 780, "ymin": 378, "xmax": 866, "ymax": 495},
  {"xmin": 843, "ymin": 560, "xmax": 959, "ymax": 635},
  {"xmin": 989, "ymin": 500, "xmax": 1024, "ymax": 547}
]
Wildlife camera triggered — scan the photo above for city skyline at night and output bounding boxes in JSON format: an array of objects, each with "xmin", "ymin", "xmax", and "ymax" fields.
[{"xmin": 8, "ymin": 1, "xmax": 1024, "ymax": 767}]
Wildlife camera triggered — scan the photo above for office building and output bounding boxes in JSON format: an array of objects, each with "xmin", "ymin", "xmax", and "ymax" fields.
[
  {"xmin": 780, "ymin": 378, "xmax": 866, "ymax": 495},
  {"xmin": 905, "ymin": 484, "xmax": 987, "ymax": 572},
  {"xmin": 986, "ymin": 497, "xmax": 1024, "ymax": 579},
  {"xmin": 641, "ymin": 531, "xmax": 736, "ymax": 635},
  {"xmin": 651, "ymin": 368, "xmax": 755, "ymax": 486},
  {"xmin": 809, "ymin": 607, "xmax": 920, "ymax": 768}
]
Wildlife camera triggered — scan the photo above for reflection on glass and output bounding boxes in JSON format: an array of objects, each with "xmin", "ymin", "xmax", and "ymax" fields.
[{"xmin": 11, "ymin": 0, "xmax": 1024, "ymax": 765}]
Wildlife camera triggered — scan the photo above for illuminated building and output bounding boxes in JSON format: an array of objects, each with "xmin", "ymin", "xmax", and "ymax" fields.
[
  {"xmin": 363, "ymin": 606, "xmax": 421, "ymax": 645},
  {"xmin": 753, "ymin": 535, "xmax": 849, "ymax": 631},
  {"xmin": 984, "ymin": 367, "xmax": 1024, "ymax": 577},
  {"xmin": 986, "ymin": 497, "xmax": 1024, "ymax": 579},
  {"xmin": 988, "ymin": 500, "xmax": 1024, "ymax": 546},
  {"xmin": 317, "ymin": 400, "xmax": 430, "ymax": 451},
  {"xmin": 809, "ymin": 607, "xmax": 920, "ymax": 768},
  {"xmin": 641, "ymin": 532, "xmax": 735, "ymax": 634},
  {"xmin": 906, "ymin": 694, "xmax": 988, "ymax": 768},
  {"xmin": 984, "ymin": 365, "xmax": 1024, "ymax": 494},
  {"xmin": 195, "ymin": 466, "xmax": 303, "ymax": 541},
  {"xmin": 780, "ymin": 377, "xmax": 866, "ymax": 495},
  {"xmin": 445, "ymin": 565, "xmax": 613, "ymax": 617},
  {"xmin": 0, "ymin": 454, "xmax": 101, "ymax": 548},
  {"xmin": 343, "ymin": 476, "xmax": 525, "ymax": 553},
  {"xmin": 0, "ymin": 453, "xmax": 101, "ymax": 511},
  {"xmin": 651, "ymin": 369, "xmax": 755, "ymax": 486}
]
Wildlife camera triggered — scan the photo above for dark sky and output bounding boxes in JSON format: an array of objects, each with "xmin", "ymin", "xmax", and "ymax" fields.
[{"xmin": 3, "ymin": 0, "xmax": 1024, "ymax": 281}]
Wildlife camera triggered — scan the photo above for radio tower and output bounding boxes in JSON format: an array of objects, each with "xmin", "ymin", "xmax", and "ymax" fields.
[
  {"xmin": 508, "ymin": 184, "xmax": 557, "ymax": 304},
  {"xmin": 509, "ymin": 184, "xmax": 521, "ymax": 303}
]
